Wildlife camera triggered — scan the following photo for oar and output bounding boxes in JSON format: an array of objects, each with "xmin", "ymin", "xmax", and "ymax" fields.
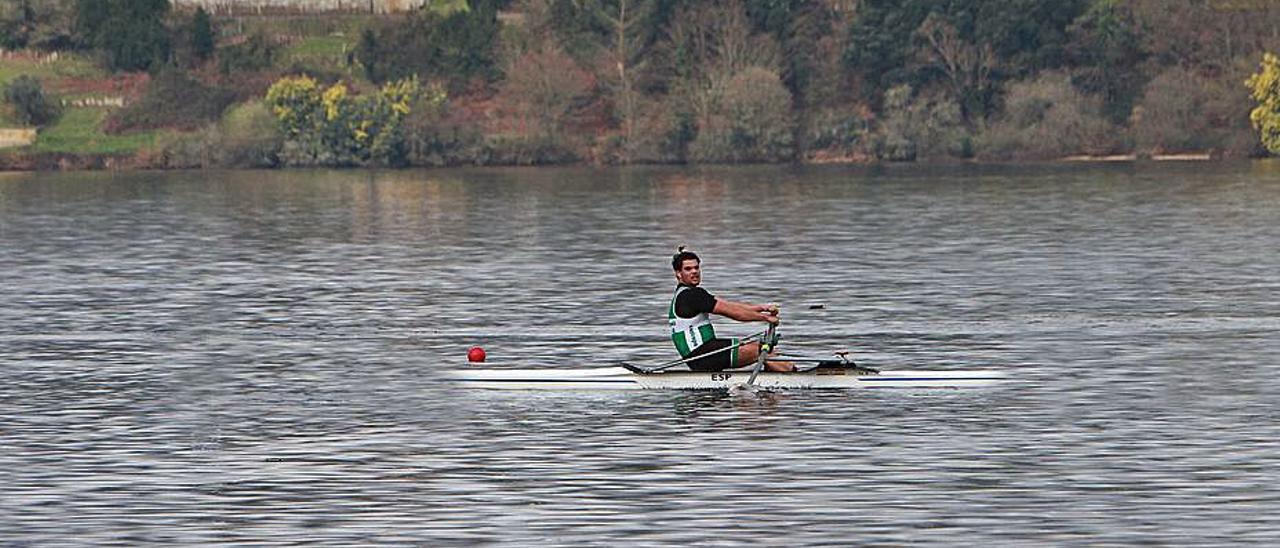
[
  {"xmin": 624, "ymin": 329, "xmax": 769, "ymax": 373},
  {"xmin": 746, "ymin": 322, "xmax": 776, "ymax": 386}
]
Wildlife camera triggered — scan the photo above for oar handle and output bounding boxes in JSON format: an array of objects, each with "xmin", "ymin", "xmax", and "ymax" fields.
[{"xmin": 746, "ymin": 322, "xmax": 777, "ymax": 386}]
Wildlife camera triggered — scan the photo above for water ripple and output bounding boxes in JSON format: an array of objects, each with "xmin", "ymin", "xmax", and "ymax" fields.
[{"xmin": 2, "ymin": 164, "xmax": 1279, "ymax": 545}]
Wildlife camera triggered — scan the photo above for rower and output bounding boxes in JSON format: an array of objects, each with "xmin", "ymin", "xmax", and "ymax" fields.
[{"xmin": 669, "ymin": 247, "xmax": 794, "ymax": 372}]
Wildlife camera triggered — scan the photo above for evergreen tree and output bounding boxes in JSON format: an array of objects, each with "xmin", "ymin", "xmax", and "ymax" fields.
[
  {"xmin": 2, "ymin": 0, "xmax": 76, "ymax": 50},
  {"xmin": 75, "ymin": 0, "xmax": 171, "ymax": 72},
  {"xmin": 354, "ymin": 0, "xmax": 500, "ymax": 89},
  {"xmin": 356, "ymin": 28, "xmax": 383, "ymax": 83},
  {"xmin": 0, "ymin": 0, "xmax": 36, "ymax": 48},
  {"xmin": 191, "ymin": 6, "xmax": 213, "ymax": 61},
  {"xmin": 844, "ymin": 0, "xmax": 1086, "ymax": 120},
  {"xmin": 843, "ymin": 0, "xmax": 931, "ymax": 103},
  {"xmin": 1066, "ymin": 0, "xmax": 1146, "ymax": 123},
  {"xmin": 537, "ymin": 0, "xmax": 677, "ymax": 92},
  {"xmin": 545, "ymin": 0, "xmax": 610, "ymax": 58}
]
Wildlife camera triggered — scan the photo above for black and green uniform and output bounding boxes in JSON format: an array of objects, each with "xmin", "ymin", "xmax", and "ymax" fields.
[{"xmin": 668, "ymin": 284, "xmax": 739, "ymax": 371}]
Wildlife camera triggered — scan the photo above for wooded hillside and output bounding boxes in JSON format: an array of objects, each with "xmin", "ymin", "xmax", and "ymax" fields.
[{"xmin": 2, "ymin": 0, "xmax": 1278, "ymax": 168}]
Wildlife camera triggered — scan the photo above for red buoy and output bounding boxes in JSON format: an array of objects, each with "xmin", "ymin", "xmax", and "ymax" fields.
[{"xmin": 467, "ymin": 346, "xmax": 486, "ymax": 363}]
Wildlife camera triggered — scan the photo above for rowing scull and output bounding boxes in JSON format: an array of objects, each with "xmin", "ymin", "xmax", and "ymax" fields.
[{"xmin": 445, "ymin": 363, "xmax": 1004, "ymax": 390}]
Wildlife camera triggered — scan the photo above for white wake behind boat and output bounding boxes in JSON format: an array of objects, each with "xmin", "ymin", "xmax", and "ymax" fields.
[{"xmin": 445, "ymin": 363, "xmax": 1005, "ymax": 390}]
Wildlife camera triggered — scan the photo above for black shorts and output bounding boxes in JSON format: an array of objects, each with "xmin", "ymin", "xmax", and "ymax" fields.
[{"xmin": 685, "ymin": 338, "xmax": 741, "ymax": 371}]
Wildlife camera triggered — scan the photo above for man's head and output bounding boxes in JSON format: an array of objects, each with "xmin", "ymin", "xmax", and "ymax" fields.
[{"xmin": 672, "ymin": 247, "xmax": 701, "ymax": 286}]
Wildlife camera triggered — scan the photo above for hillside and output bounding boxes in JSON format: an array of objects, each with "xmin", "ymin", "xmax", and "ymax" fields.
[{"xmin": 0, "ymin": 0, "xmax": 1275, "ymax": 169}]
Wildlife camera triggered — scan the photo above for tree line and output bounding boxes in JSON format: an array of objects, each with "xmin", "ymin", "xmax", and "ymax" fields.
[{"xmin": 5, "ymin": 0, "xmax": 1280, "ymax": 166}]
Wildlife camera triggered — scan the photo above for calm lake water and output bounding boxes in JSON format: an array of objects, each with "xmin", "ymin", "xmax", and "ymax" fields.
[{"xmin": 2, "ymin": 163, "xmax": 1279, "ymax": 546}]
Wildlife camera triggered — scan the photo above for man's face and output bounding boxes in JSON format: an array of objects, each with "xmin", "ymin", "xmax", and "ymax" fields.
[{"xmin": 675, "ymin": 259, "xmax": 701, "ymax": 286}]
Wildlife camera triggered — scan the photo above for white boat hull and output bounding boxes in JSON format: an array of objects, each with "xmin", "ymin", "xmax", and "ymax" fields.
[{"xmin": 445, "ymin": 366, "xmax": 1005, "ymax": 390}]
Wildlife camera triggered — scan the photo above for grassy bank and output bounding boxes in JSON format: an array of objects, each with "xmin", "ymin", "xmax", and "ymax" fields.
[
  {"xmin": 0, "ymin": 18, "xmax": 364, "ymax": 163},
  {"xmin": 32, "ymin": 108, "xmax": 161, "ymax": 155},
  {"xmin": 0, "ymin": 54, "xmax": 101, "ymax": 86},
  {"xmin": 0, "ymin": 53, "xmax": 99, "ymax": 127},
  {"xmin": 0, "ymin": 53, "xmax": 162, "ymax": 158}
]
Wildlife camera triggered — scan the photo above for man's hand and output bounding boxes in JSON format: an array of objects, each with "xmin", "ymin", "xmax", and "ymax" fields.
[{"xmin": 758, "ymin": 303, "xmax": 780, "ymax": 323}]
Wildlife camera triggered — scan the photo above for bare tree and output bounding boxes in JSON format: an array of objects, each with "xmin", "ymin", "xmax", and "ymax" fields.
[
  {"xmin": 665, "ymin": 0, "xmax": 780, "ymax": 132},
  {"xmin": 599, "ymin": 0, "xmax": 651, "ymax": 162},
  {"xmin": 1131, "ymin": 0, "xmax": 1280, "ymax": 72},
  {"xmin": 499, "ymin": 44, "xmax": 596, "ymax": 142},
  {"xmin": 915, "ymin": 12, "xmax": 997, "ymax": 119}
]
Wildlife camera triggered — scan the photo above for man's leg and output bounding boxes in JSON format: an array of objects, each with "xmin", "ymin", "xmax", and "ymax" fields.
[
  {"xmin": 736, "ymin": 341, "xmax": 794, "ymax": 372},
  {"xmin": 686, "ymin": 338, "xmax": 737, "ymax": 371}
]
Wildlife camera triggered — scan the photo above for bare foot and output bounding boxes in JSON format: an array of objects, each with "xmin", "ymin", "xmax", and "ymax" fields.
[{"xmin": 765, "ymin": 361, "xmax": 795, "ymax": 373}]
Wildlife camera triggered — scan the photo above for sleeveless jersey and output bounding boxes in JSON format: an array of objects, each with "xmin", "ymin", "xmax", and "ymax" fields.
[{"xmin": 669, "ymin": 285, "xmax": 716, "ymax": 357}]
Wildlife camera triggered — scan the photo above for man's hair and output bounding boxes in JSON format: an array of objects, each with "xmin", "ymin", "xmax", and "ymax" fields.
[{"xmin": 672, "ymin": 246, "xmax": 700, "ymax": 271}]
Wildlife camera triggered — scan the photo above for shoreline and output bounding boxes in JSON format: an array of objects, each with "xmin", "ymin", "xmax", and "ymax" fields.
[
  {"xmin": 0, "ymin": 150, "xmax": 1230, "ymax": 172},
  {"xmin": 1060, "ymin": 153, "xmax": 1215, "ymax": 162}
]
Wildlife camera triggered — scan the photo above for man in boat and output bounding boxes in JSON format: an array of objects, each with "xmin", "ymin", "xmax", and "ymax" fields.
[{"xmin": 670, "ymin": 248, "xmax": 794, "ymax": 372}]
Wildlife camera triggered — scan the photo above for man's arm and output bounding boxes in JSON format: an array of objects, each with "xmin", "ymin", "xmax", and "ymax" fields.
[{"xmin": 713, "ymin": 299, "xmax": 780, "ymax": 324}]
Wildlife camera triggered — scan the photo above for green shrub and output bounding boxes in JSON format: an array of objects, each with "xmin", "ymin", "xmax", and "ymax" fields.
[
  {"xmin": 479, "ymin": 134, "xmax": 577, "ymax": 165},
  {"xmin": 624, "ymin": 99, "xmax": 695, "ymax": 164},
  {"xmin": 663, "ymin": 110, "xmax": 697, "ymax": 162},
  {"xmin": 219, "ymin": 32, "xmax": 278, "ymax": 74},
  {"xmin": 402, "ymin": 99, "xmax": 485, "ymax": 166},
  {"xmin": 152, "ymin": 101, "xmax": 282, "ymax": 168},
  {"xmin": 688, "ymin": 67, "xmax": 795, "ymax": 163},
  {"xmin": 4, "ymin": 75, "xmax": 60, "ymax": 126},
  {"xmin": 1218, "ymin": 56, "xmax": 1267, "ymax": 157},
  {"xmin": 872, "ymin": 84, "xmax": 968, "ymax": 161},
  {"xmin": 976, "ymin": 72, "xmax": 1125, "ymax": 160},
  {"xmin": 104, "ymin": 70, "xmax": 237, "ymax": 134},
  {"xmin": 217, "ymin": 101, "xmax": 282, "ymax": 166},
  {"xmin": 148, "ymin": 126, "xmax": 215, "ymax": 169},
  {"xmin": 1133, "ymin": 67, "xmax": 1210, "ymax": 153},
  {"xmin": 806, "ymin": 107, "xmax": 869, "ymax": 152},
  {"xmin": 1135, "ymin": 65, "xmax": 1253, "ymax": 156}
]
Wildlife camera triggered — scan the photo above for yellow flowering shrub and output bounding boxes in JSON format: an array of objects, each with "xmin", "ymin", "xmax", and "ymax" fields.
[
  {"xmin": 322, "ymin": 84, "xmax": 349, "ymax": 122},
  {"xmin": 264, "ymin": 75, "xmax": 427, "ymax": 165},
  {"xmin": 264, "ymin": 75, "xmax": 321, "ymax": 138},
  {"xmin": 1246, "ymin": 53, "xmax": 1280, "ymax": 154}
]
